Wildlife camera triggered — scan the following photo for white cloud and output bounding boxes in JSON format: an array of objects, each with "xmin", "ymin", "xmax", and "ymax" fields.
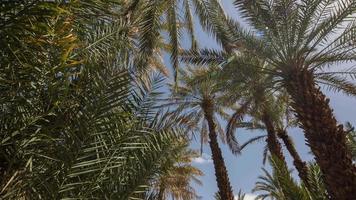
[
  {"xmin": 192, "ymin": 153, "xmax": 213, "ymax": 164},
  {"xmin": 235, "ymin": 193, "xmax": 258, "ymax": 200}
]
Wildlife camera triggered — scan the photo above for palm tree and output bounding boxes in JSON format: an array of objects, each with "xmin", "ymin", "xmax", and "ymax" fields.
[
  {"xmin": 231, "ymin": 109, "xmax": 311, "ymax": 191},
  {"xmin": 182, "ymin": 46, "xmax": 313, "ymax": 193},
  {"xmin": 151, "ymin": 146, "xmax": 203, "ymax": 200},
  {"xmin": 227, "ymin": 95, "xmax": 288, "ymax": 166},
  {"xmin": 218, "ymin": 53, "xmax": 313, "ymax": 187},
  {"xmin": 167, "ymin": 65, "xmax": 235, "ymax": 200},
  {"xmin": 219, "ymin": 1, "xmax": 356, "ymax": 197}
]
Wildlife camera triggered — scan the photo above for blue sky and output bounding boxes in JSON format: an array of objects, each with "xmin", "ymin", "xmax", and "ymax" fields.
[{"xmin": 163, "ymin": 0, "xmax": 356, "ymax": 199}]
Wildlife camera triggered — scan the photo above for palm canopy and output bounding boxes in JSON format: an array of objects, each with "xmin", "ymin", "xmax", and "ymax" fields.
[
  {"xmin": 166, "ymin": 65, "xmax": 236, "ymax": 148},
  {"xmin": 131, "ymin": 0, "xmax": 233, "ymax": 81},
  {"xmin": 219, "ymin": 50, "xmax": 353, "ymax": 135},
  {"xmin": 231, "ymin": 0, "xmax": 356, "ymax": 92}
]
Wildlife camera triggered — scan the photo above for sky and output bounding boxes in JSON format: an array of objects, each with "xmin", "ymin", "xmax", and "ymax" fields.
[{"xmin": 164, "ymin": 0, "xmax": 356, "ymax": 199}]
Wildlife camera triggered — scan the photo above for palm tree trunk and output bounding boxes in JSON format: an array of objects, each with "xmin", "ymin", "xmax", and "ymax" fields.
[
  {"xmin": 262, "ymin": 113, "xmax": 296, "ymax": 198},
  {"xmin": 277, "ymin": 129, "xmax": 310, "ymax": 188},
  {"xmin": 286, "ymin": 68, "xmax": 356, "ymax": 199},
  {"xmin": 262, "ymin": 113, "xmax": 286, "ymax": 165},
  {"xmin": 157, "ymin": 185, "xmax": 165, "ymax": 200},
  {"xmin": 203, "ymin": 100, "xmax": 234, "ymax": 200}
]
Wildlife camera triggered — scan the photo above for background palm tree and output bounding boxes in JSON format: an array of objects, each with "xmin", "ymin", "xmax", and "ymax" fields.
[
  {"xmin": 167, "ymin": 65, "xmax": 235, "ymax": 200},
  {"xmin": 151, "ymin": 147, "xmax": 203, "ymax": 200},
  {"xmin": 219, "ymin": 53, "xmax": 312, "ymax": 189}
]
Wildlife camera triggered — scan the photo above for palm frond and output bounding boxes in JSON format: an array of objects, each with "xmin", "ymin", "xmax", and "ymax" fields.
[
  {"xmin": 226, "ymin": 102, "xmax": 250, "ymax": 155},
  {"xmin": 180, "ymin": 48, "xmax": 226, "ymax": 66},
  {"xmin": 167, "ymin": 1, "xmax": 181, "ymax": 82}
]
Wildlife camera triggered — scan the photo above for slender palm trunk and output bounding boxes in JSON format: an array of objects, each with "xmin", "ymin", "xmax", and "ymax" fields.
[
  {"xmin": 157, "ymin": 185, "xmax": 165, "ymax": 200},
  {"xmin": 286, "ymin": 68, "xmax": 356, "ymax": 199},
  {"xmin": 277, "ymin": 129, "xmax": 310, "ymax": 188},
  {"xmin": 262, "ymin": 113, "xmax": 286, "ymax": 165},
  {"xmin": 262, "ymin": 113, "xmax": 296, "ymax": 198},
  {"xmin": 203, "ymin": 100, "xmax": 234, "ymax": 200}
]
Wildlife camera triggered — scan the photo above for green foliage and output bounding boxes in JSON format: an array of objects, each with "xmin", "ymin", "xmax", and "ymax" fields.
[
  {"xmin": 231, "ymin": 0, "xmax": 356, "ymax": 94},
  {"xmin": 253, "ymin": 158, "xmax": 328, "ymax": 200},
  {"xmin": 345, "ymin": 122, "xmax": 356, "ymax": 161},
  {"xmin": 165, "ymin": 65, "xmax": 236, "ymax": 152},
  {"xmin": 2, "ymin": 0, "xmax": 356, "ymax": 199},
  {"xmin": 148, "ymin": 145, "xmax": 203, "ymax": 200},
  {"xmin": 305, "ymin": 163, "xmax": 328, "ymax": 200},
  {"xmin": 214, "ymin": 190, "xmax": 246, "ymax": 200},
  {"xmin": 0, "ymin": 1, "xmax": 200, "ymax": 199}
]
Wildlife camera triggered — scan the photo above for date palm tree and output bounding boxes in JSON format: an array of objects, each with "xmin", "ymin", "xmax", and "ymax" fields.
[
  {"xmin": 166, "ymin": 65, "xmax": 236, "ymax": 200},
  {"xmin": 213, "ymin": 53, "xmax": 311, "ymax": 189},
  {"xmin": 182, "ymin": 46, "xmax": 313, "ymax": 192},
  {"xmin": 216, "ymin": 1, "xmax": 356, "ymax": 198}
]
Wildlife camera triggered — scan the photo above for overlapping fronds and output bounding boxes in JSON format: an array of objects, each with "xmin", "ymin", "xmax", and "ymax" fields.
[
  {"xmin": 148, "ymin": 145, "xmax": 203, "ymax": 200},
  {"xmin": 253, "ymin": 157, "xmax": 320, "ymax": 200},
  {"xmin": 253, "ymin": 157, "xmax": 329, "ymax": 200},
  {"xmin": 233, "ymin": 0, "xmax": 356, "ymax": 73},
  {"xmin": 0, "ymin": 1, "xmax": 194, "ymax": 199}
]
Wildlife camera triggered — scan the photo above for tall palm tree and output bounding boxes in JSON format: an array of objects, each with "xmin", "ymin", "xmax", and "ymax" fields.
[
  {"xmin": 231, "ymin": 109, "xmax": 311, "ymax": 190},
  {"xmin": 217, "ymin": 1, "xmax": 356, "ymax": 197},
  {"xmin": 219, "ymin": 49, "xmax": 351, "ymax": 192},
  {"xmin": 182, "ymin": 46, "xmax": 313, "ymax": 192},
  {"xmin": 167, "ymin": 65, "xmax": 235, "ymax": 200},
  {"xmin": 218, "ymin": 53, "xmax": 313, "ymax": 186},
  {"xmin": 227, "ymin": 94, "xmax": 288, "ymax": 166}
]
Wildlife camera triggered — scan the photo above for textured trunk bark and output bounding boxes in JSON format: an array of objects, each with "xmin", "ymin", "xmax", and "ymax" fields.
[
  {"xmin": 286, "ymin": 68, "xmax": 356, "ymax": 200},
  {"xmin": 157, "ymin": 185, "xmax": 165, "ymax": 200},
  {"xmin": 262, "ymin": 113, "xmax": 294, "ymax": 198},
  {"xmin": 262, "ymin": 113, "xmax": 287, "ymax": 165},
  {"xmin": 277, "ymin": 129, "xmax": 310, "ymax": 188},
  {"xmin": 203, "ymin": 100, "xmax": 234, "ymax": 200}
]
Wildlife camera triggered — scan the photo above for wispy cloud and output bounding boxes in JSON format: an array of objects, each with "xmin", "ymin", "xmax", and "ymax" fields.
[
  {"xmin": 235, "ymin": 193, "xmax": 258, "ymax": 200},
  {"xmin": 192, "ymin": 153, "xmax": 213, "ymax": 164}
]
